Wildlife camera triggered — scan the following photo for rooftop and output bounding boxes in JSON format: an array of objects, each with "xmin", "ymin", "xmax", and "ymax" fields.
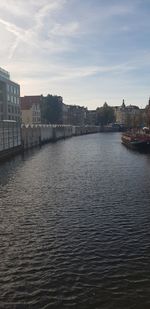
[
  {"xmin": 0, "ymin": 67, "xmax": 10, "ymax": 80},
  {"xmin": 21, "ymin": 95, "xmax": 43, "ymax": 110}
]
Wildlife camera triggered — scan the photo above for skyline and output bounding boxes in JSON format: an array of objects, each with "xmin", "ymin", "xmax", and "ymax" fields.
[{"xmin": 0, "ymin": 0, "xmax": 150, "ymax": 109}]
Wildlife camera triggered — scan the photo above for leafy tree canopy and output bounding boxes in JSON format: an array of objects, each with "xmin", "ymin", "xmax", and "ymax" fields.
[
  {"xmin": 96, "ymin": 102, "xmax": 115, "ymax": 125},
  {"xmin": 41, "ymin": 94, "xmax": 63, "ymax": 124}
]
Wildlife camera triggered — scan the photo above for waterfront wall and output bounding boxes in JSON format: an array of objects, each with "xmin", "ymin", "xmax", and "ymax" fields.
[
  {"xmin": 0, "ymin": 122, "xmax": 100, "ymax": 160},
  {"xmin": 1, "ymin": 122, "xmax": 124, "ymax": 160},
  {"xmin": 21, "ymin": 124, "xmax": 100, "ymax": 150},
  {"xmin": 0, "ymin": 121, "xmax": 22, "ymax": 160},
  {"xmin": 21, "ymin": 125, "xmax": 41, "ymax": 149}
]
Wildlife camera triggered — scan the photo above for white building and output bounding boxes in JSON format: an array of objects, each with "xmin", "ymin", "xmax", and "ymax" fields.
[
  {"xmin": 21, "ymin": 95, "xmax": 42, "ymax": 124},
  {"xmin": 114, "ymin": 100, "xmax": 140, "ymax": 126}
]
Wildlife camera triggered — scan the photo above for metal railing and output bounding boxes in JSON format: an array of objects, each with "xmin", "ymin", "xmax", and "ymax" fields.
[{"xmin": 0, "ymin": 121, "xmax": 21, "ymax": 151}]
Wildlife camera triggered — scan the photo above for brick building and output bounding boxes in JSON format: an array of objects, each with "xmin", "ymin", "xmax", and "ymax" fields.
[{"xmin": 21, "ymin": 95, "xmax": 42, "ymax": 124}]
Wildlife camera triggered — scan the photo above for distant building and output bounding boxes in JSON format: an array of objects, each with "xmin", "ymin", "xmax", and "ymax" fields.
[
  {"xmin": 21, "ymin": 95, "xmax": 42, "ymax": 124},
  {"xmin": 0, "ymin": 67, "xmax": 20, "ymax": 121},
  {"xmin": 145, "ymin": 97, "xmax": 150, "ymax": 112},
  {"xmin": 114, "ymin": 100, "xmax": 141, "ymax": 126},
  {"xmin": 144, "ymin": 97, "xmax": 150, "ymax": 127},
  {"xmin": 67, "ymin": 105, "xmax": 87, "ymax": 125},
  {"xmin": 62, "ymin": 103, "xmax": 69, "ymax": 124},
  {"xmin": 86, "ymin": 110, "xmax": 97, "ymax": 125}
]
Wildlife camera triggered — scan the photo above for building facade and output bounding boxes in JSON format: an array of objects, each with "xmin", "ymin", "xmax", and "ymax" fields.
[
  {"xmin": 21, "ymin": 95, "xmax": 42, "ymax": 124},
  {"xmin": 66, "ymin": 105, "xmax": 87, "ymax": 125},
  {"xmin": 144, "ymin": 98, "xmax": 150, "ymax": 127},
  {"xmin": 114, "ymin": 100, "xmax": 141, "ymax": 127},
  {"xmin": 0, "ymin": 67, "xmax": 20, "ymax": 121},
  {"xmin": 62, "ymin": 103, "xmax": 69, "ymax": 124},
  {"xmin": 86, "ymin": 110, "xmax": 97, "ymax": 125}
]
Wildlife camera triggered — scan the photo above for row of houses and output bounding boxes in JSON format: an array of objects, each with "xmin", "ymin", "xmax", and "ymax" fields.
[
  {"xmin": 114, "ymin": 99, "xmax": 150, "ymax": 127},
  {"xmin": 21, "ymin": 96, "xmax": 150, "ymax": 127},
  {"xmin": 21, "ymin": 95, "xmax": 88, "ymax": 126},
  {"xmin": 0, "ymin": 67, "xmax": 150, "ymax": 127}
]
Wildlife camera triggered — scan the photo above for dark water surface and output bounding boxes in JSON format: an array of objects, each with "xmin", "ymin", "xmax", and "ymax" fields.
[{"xmin": 1, "ymin": 133, "xmax": 150, "ymax": 309}]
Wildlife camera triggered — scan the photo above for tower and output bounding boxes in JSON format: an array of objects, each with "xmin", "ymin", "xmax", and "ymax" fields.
[{"xmin": 122, "ymin": 99, "xmax": 125, "ymax": 108}]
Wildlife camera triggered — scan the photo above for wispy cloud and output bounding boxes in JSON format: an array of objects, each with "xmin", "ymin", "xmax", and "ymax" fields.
[
  {"xmin": 0, "ymin": 0, "xmax": 69, "ymax": 59},
  {"xmin": 34, "ymin": 0, "xmax": 67, "ymax": 31},
  {"xmin": 0, "ymin": 17, "xmax": 23, "ymax": 37},
  {"xmin": 48, "ymin": 63, "xmax": 135, "ymax": 81},
  {"xmin": 8, "ymin": 60, "xmax": 135, "ymax": 83},
  {"xmin": 49, "ymin": 22, "xmax": 79, "ymax": 37},
  {"xmin": 0, "ymin": 0, "xmax": 150, "ymax": 107}
]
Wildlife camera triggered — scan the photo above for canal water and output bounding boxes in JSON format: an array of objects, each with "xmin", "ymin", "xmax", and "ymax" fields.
[{"xmin": 1, "ymin": 133, "xmax": 150, "ymax": 309}]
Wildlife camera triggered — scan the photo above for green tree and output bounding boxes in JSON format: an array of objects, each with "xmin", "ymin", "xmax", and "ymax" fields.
[
  {"xmin": 124, "ymin": 113, "xmax": 132, "ymax": 128},
  {"xmin": 144, "ymin": 107, "xmax": 150, "ymax": 127},
  {"xmin": 132, "ymin": 112, "xmax": 144, "ymax": 128},
  {"xmin": 96, "ymin": 102, "xmax": 115, "ymax": 125},
  {"xmin": 41, "ymin": 94, "xmax": 63, "ymax": 124}
]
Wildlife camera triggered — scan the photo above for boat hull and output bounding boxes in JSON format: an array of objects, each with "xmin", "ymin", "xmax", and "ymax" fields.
[{"xmin": 122, "ymin": 134, "xmax": 150, "ymax": 151}]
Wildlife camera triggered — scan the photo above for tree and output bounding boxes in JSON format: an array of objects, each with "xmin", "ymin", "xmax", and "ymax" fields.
[
  {"xmin": 132, "ymin": 112, "xmax": 144, "ymax": 128},
  {"xmin": 96, "ymin": 102, "xmax": 115, "ymax": 125},
  {"xmin": 41, "ymin": 95, "xmax": 63, "ymax": 124},
  {"xmin": 124, "ymin": 112, "xmax": 132, "ymax": 128},
  {"xmin": 144, "ymin": 106, "xmax": 150, "ymax": 127}
]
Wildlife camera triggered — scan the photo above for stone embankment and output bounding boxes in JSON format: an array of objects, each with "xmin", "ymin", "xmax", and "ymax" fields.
[
  {"xmin": 21, "ymin": 124, "xmax": 100, "ymax": 150},
  {"xmin": 0, "ymin": 124, "xmax": 100, "ymax": 161}
]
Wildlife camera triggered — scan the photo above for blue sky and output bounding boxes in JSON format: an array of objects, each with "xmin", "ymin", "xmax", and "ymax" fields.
[{"xmin": 0, "ymin": 0, "xmax": 150, "ymax": 108}]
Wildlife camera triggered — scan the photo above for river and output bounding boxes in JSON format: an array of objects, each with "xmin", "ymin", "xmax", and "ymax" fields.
[{"xmin": 1, "ymin": 133, "xmax": 150, "ymax": 309}]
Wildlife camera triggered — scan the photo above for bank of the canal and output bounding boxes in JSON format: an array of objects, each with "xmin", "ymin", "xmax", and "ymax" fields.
[{"xmin": 0, "ymin": 122, "xmax": 101, "ymax": 162}]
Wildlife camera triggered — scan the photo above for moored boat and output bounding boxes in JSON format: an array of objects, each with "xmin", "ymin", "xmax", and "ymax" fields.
[{"xmin": 122, "ymin": 131, "xmax": 150, "ymax": 151}]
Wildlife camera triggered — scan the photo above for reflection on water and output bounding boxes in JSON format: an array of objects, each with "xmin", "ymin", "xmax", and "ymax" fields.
[{"xmin": 1, "ymin": 133, "xmax": 150, "ymax": 309}]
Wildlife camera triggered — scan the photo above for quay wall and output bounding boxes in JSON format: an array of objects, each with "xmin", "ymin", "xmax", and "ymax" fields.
[
  {"xmin": 0, "ymin": 121, "xmax": 22, "ymax": 161},
  {"xmin": 21, "ymin": 125, "xmax": 41, "ymax": 149},
  {"xmin": 52, "ymin": 125, "xmax": 73, "ymax": 141},
  {"xmin": 21, "ymin": 124, "xmax": 100, "ymax": 150},
  {"xmin": 73, "ymin": 125, "xmax": 101, "ymax": 136},
  {"xmin": 40, "ymin": 125, "xmax": 53, "ymax": 143},
  {"xmin": 0, "ymin": 145, "xmax": 22, "ymax": 161},
  {"xmin": 0, "ymin": 122, "xmax": 100, "ymax": 160}
]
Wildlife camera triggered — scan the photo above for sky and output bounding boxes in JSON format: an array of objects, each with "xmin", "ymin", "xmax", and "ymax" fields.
[{"xmin": 0, "ymin": 0, "xmax": 150, "ymax": 109}]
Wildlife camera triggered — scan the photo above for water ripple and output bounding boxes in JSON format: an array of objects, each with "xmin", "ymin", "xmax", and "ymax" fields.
[{"xmin": 0, "ymin": 133, "xmax": 150, "ymax": 308}]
